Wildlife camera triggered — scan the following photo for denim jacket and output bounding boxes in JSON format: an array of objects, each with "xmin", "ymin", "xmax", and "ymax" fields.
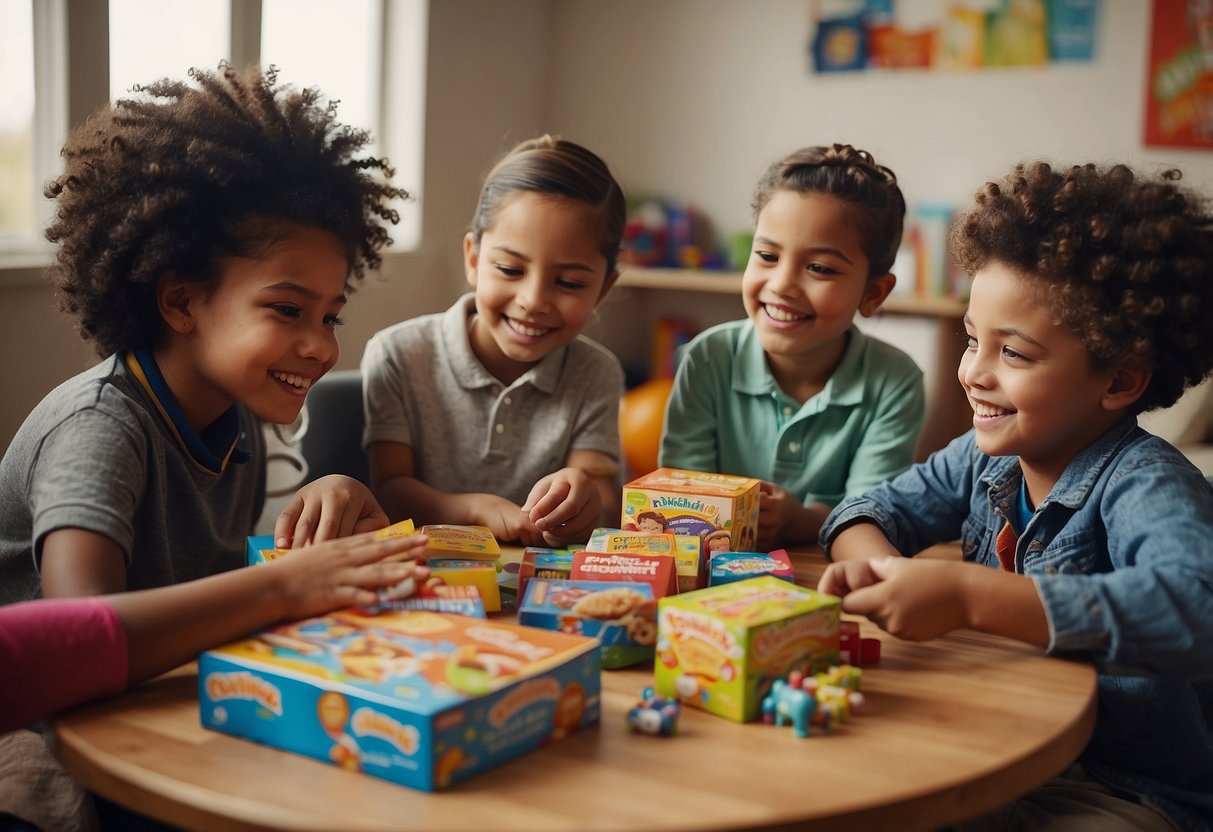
[{"xmin": 821, "ymin": 420, "xmax": 1213, "ymax": 831}]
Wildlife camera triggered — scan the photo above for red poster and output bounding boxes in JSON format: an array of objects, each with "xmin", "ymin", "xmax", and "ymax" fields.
[{"xmin": 1144, "ymin": 0, "xmax": 1213, "ymax": 148}]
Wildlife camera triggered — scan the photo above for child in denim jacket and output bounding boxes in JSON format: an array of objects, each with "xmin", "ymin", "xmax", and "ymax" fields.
[{"xmin": 818, "ymin": 162, "xmax": 1213, "ymax": 831}]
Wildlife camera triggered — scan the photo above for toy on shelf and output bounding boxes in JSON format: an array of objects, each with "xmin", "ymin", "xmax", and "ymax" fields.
[
  {"xmin": 761, "ymin": 665, "xmax": 865, "ymax": 739},
  {"xmin": 627, "ymin": 687, "xmax": 681, "ymax": 737}
]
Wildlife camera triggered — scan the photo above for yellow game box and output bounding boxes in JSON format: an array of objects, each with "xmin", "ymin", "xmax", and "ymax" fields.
[{"xmin": 653, "ymin": 576, "xmax": 839, "ymax": 723}]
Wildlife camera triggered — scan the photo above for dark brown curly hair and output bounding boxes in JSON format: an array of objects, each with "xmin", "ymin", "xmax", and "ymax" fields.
[
  {"xmin": 44, "ymin": 63, "xmax": 410, "ymax": 357},
  {"xmin": 752, "ymin": 143, "xmax": 906, "ymax": 277},
  {"xmin": 950, "ymin": 161, "xmax": 1213, "ymax": 414}
]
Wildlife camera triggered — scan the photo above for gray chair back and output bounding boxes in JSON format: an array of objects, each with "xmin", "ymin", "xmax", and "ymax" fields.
[{"xmin": 300, "ymin": 369, "xmax": 370, "ymax": 486}]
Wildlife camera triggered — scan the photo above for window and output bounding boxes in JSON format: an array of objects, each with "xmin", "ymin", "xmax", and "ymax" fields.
[
  {"xmin": 0, "ymin": 0, "xmax": 65, "ymax": 267},
  {"xmin": 0, "ymin": 0, "xmax": 424, "ymax": 274}
]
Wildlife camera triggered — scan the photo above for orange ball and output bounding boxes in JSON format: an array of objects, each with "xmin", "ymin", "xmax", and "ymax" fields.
[{"xmin": 619, "ymin": 377, "xmax": 674, "ymax": 478}]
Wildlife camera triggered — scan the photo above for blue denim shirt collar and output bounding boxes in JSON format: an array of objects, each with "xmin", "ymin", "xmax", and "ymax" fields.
[{"xmin": 979, "ymin": 418, "xmax": 1139, "ymax": 516}]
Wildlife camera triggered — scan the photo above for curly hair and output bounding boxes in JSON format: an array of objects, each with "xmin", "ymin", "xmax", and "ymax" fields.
[
  {"xmin": 469, "ymin": 135, "xmax": 626, "ymax": 279},
  {"xmin": 752, "ymin": 143, "xmax": 906, "ymax": 277},
  {"xmin": 950, "ymin": 161, "xmax": 1213, "ymax": 413},
  {"xmin": 44, "ymin": 63, "xmax": 410, "ymax": 357}
]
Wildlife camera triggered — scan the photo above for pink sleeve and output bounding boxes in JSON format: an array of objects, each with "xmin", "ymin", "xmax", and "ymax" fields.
[{"xmin": 0, "ymin": 598, "xmax": 129, "ymax": 732}]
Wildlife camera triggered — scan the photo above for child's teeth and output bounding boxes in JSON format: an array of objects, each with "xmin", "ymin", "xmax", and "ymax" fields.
[
  {"xmin": 766, "ymin": 305, "xmax": 807, "ymax": 322},
  {"xmin": 273, "ymin": 372, "xmax": 312, "ymax": 389}
]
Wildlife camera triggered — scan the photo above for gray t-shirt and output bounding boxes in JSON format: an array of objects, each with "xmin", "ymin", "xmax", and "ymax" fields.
[
  {"xmin": 361, "ymin": 293, "xmax": 624, "ymax": 506},
  {"xmin": 0, "ymin": 354, "xmax": 265, "ymax": 604}
]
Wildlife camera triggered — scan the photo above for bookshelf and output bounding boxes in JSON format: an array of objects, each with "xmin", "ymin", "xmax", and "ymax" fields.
[
  {"xmin": 606, "ymin": 266, "xmax": 972, "ymax": 460},
  {"xmin": 615, "ymin": 266, "xmax": 968, "ymax": 318}
]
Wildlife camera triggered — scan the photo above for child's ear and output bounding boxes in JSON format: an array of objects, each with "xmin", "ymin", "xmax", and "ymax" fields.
[
  {"xmin": 463, "ymin": 233, "xmax": 479, "ymax": 290},
  {"xmin": 598, "ymin": 267, "xmax": 620, "ymax": 300},
  {"xmin": 1102, "ymin": 358, "xmax": 1151, "ymax": 413},
  {"xmin": 857, "ymin": 272, "xmax": 897, "ymax": 318},
  {"xmin": 157, "ymin": 273, "xmax": 199, "ymax": 334}
]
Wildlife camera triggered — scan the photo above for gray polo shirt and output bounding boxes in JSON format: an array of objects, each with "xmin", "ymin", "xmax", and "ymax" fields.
[
  {"xmin": 361, "ymin": 293, "xmax": 623, "ymax": 506},
  {"xmin": 0, "ymin": 352, "xmax": 265, "ymax": 605}
]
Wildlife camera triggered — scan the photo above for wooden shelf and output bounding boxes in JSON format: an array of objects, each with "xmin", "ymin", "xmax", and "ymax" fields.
[{"xmin": 616, "ymin": 266, "xmax": 967, "ymax": 318}]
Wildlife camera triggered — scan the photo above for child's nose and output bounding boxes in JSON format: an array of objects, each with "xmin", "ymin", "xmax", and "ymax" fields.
[
  {"xmin": 299, "ymin": 325, "xmax": 339, "ymax": 364},
  {"xmin": 517, "ymin": 277, "xmax": 552, "ymax": 312},
  {"xmin": 767, "ymin": 262, "xmax": 801, "ymax": 296},
  {"xmin": 959, "ymin": 351, "xmax": 993, "ymax": 389}
]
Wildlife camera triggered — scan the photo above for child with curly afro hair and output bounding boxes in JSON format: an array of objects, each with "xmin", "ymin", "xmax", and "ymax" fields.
[
  {"xmin": 818, "ymin": 161, "xmax": 1213, "ymax": 830},
  {"xmin": 1, "ymin": 62, "xmax": 410, "ymax": 604},
  {"xmin": 0, "ymin": 61, "xmax": 410, "ymax": 830}
]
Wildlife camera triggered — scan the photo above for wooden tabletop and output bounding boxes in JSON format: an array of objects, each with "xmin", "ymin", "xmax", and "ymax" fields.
[{"xmin": 50, "ymin": 546, "xmax": 1097, "ymax": 832}]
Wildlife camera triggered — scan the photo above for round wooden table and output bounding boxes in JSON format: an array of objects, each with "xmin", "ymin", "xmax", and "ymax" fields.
[{"xmin": 50, "ymin": 548, "xmax": 1097, "ymax": 832}]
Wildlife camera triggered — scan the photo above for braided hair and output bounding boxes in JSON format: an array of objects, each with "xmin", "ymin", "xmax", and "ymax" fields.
[
  {"xmin": 44, "ymin": 62, "xmax": 410, "ymax": 357},
  {"xmin": 950, "ymin": 161, "xmax": 1213, "ymax": 413},
  {"xmin": 751, "ymin": 143, "xmax": 906, "ymax": 277}
]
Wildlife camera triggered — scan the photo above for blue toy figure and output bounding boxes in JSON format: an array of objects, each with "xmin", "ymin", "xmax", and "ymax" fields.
[
  {"xmin": 762, "ymin": 678, "xmax": 817, "ymax": 738},
  {"xmin": 627, "ymin": 687, "xmax": 681, "ymax": 736}
]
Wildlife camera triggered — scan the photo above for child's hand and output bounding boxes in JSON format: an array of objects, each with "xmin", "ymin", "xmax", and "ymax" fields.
[
  {"xmin": 275, "ymin": 475, "xmax": 390, "ymax": 549},
  {"xmin": 466, "ymin": 493, "xmax": 546, "ymax": 547},
  {"xmin": 816, "ymin": 558, "xmax": 883, "ymax": 597},
  {"xmin": 522, "ymin": 468, "xmax": 601, "ymax": 546},
  {"xmin": 265, "ymin": 529, "xmax": 431, "ymax": 619},
  {"xmin": 835, "ymin": 557, "xmax": 969, "ymax": 641},
  {"xmin": 757, "ymin": 481, "xmax": 798, "ymax": 549}
]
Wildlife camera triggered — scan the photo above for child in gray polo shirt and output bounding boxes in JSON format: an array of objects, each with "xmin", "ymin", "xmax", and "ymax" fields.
[{"xmin": 362, "ymin": 136, "xmax": 626, "ymax": 547}]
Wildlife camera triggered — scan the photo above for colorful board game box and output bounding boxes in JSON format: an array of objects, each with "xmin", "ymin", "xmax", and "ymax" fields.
[
  {"xmin": 570, "ymin": 550, "xmax": 677, "ymax": 598},
  {"xmin": 585, "ymin": 528, "xmax": 703, "ymax": 592},
  {"xmin": 427, "ymin": 558, "xmax": 502, "ymax": 612},
  {"xmin": 516, "ymin": 548, "xmax": 575, "ymax": 601},
  {"xmin": 621, "ymin": 468, "xmax": 760, "ymax": 560},
  {"xmin": 421, "ymin": 524, "xmax": 501, "ymax": 561},
  {"xmin": 654, "ymin": 577, "xmax": 840, "ymax": 722},
  {"xmin": 518, "ymin": 578, "xmax": 658, "ymax": 669},
  {"xmin": 199, "ymin": 610, "xmax": 600, "ymax": 791},
  {"xmin": 707, "ymin": 549, "xmax": 795, "ymax": 586}
]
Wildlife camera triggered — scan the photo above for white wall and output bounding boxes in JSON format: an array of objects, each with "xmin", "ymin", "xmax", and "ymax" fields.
[
  {"xmin": 546, "ymin": 0, "xmax": 1213, "ymax": 238},
  {"xmin": 6, "ymin": 0, "xmax": 1213, "ymax": 451}
]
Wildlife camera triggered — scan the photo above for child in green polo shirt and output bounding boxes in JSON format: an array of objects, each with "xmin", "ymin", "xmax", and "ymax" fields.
[{"xmin": 659, "ymin": 144, "xmax": 924, "ymax": 550}]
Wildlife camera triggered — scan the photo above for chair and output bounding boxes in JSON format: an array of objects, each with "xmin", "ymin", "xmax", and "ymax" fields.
[{"xmin": 299, "ymin": 369, "xmax": 371, "ymax": 485}]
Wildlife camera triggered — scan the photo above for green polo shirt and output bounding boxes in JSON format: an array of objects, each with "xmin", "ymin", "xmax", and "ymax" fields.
[{"xmin": 658, "ymin": 320, "xmax": 924, "ymax": 507}]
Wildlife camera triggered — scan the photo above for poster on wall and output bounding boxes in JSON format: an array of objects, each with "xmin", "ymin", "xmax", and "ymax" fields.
[
  {"xmin": 1144, "ymin": 0, "xmax": 1213, "ymax": 148},
  {"xmin": 810, "ymin": 0, "xmax": 1099, "ymax": 73}
]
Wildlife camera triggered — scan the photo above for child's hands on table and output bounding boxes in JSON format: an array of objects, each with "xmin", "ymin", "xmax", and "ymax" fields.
[
  {"xmin": 523, "ymin": 467, "xmax": 601, "ymax": 547},
  {"xmin": 275, "ymin": 475, "xmax": 390, "ymax": 548},
  {"xmin": 266, "ymin": 528, "xmax": 430, "ymax": 618}
]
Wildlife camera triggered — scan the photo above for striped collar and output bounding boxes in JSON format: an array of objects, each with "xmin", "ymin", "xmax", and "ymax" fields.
[{"xmin": 125, "ymin": 350, "xmax": 251, "ymax": 474}]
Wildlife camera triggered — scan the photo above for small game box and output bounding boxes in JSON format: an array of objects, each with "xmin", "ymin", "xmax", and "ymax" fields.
[
  {"xmin": 518, "ymin": 578, "xmax": 658, "ymax": 669},
  {"xmin": 199, "ymin": 610, "xmax": 600, "ymax": 791},
  {"xmin": 707, "ymin": 549, "xmax": 795, "ymax": 586},
  {"xmin": 621, "ymin": 468, "xmax": 761, "ymax": 560},
  {"xmin": 654, "ymin": 576, "xmax": 839, "ymax": 722},
  {"xmin": 585, "ymin": 528, "xmax": 703, "ymax": 592}
]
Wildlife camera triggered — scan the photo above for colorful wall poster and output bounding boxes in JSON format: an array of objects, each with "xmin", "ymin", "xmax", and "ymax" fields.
[{"xmin": 1144, "ymin": 0, "xmax": 1213, "ymax": 148}]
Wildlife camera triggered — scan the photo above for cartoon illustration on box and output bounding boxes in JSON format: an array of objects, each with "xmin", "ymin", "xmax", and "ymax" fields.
[
  {"xmin": 654, "ymin": 577, "xmax": 840, "ymax": 723},
  {"xmin": 199, "ymin": 610, "xmax": 600, "ymax": 791},
  {"xmin": 622, "ymin": 468, "xmax": 760, "ymax": 561},
  {"xmin": 519, "ymin": 579, "xmax": 658, "ymax": 669}
]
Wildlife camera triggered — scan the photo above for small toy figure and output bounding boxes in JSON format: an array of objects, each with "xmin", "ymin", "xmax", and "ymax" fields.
[
  {"xmin": 761, "ymin": 677, "xmax": 817, "ymax": 738},
  {"xmin": 627, "ymin": 687, "xmax": 681, "ymax": 736}
]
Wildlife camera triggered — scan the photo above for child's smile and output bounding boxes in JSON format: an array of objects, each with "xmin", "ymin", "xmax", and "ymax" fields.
[
  {"xmin": 465, "ymin": 192, "xmax": 613, "ymax": 385},
  {"xmin": 960, "ymin": 261, "xmax": 1124, "ymax": 497}
]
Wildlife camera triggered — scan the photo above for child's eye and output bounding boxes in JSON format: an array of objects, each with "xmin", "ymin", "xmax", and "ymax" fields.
[
  {"xmin": 1002, "ymin": 346, "xmax": 1025, "ymax": 361},
  {"xmin": 807, "ymin": 263, "xmax": 839, "ymax": 276},
  {"xmin": 494, "ymin": 263, "xmax": 523, "ymax": 277},
  {"xmin": 270, "ymin": 303, "xmax": 301, "ymax": 319},
  {"xmin": 324, "ymin": 314, "xmax": 345, "ymax": 328},
  {"xmin": 959, "ymin": 330, "xmax": 977, "ymax": 349},
  {"xmin": 756, "ymin": 250, "xmax": 778, "ymax": 263},
  {"xmin": 556, "ymin": 277, "xmax": 589, "ymax": 290}
]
